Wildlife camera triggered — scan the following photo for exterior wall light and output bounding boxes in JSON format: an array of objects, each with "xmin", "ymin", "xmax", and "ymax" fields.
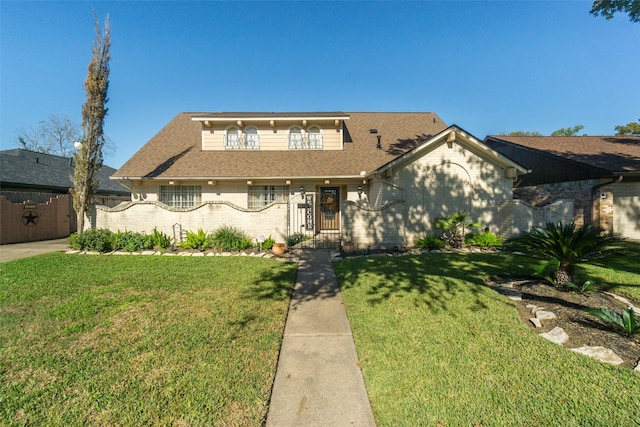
[
  {"xmin": 299, "ymin": 185, "xmax": 305, "ymax": 199},
  {"xmin": 357, "ymin": 185, "xmax": 363, "ymax": 199}
]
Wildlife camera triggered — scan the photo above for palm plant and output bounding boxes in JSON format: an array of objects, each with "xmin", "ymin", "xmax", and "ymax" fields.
[
  {"xmin": 509, "ymin": 222, "xmax": 621, "ymax": 288},
  {"xmin": 434, "ymin": 211, "xmax": 481, "ymax": 248}
]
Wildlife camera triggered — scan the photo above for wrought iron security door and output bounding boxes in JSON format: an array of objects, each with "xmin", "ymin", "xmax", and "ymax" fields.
[{"xmin": 319, "ymin": 187, "xmax": 340, "ymax": 230}]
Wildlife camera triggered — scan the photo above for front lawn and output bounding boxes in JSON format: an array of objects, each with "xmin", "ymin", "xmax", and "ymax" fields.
[
  {"xmin": 0, "ymin": 253, "xmax": 297, "ymax": 426},
  {"xmin": 335, "ymin": 252, "xmax": 640, "ymax": 426}
]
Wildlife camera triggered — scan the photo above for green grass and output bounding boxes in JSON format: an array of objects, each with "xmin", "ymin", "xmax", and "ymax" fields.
[
  {"xmin": 579, "ymin": 241, "xmax": 640, "ymax": 301},
  {"xmin": 335, "ymin": 252, "xmax": 640, "ymax": 426},
  {"xmin": 0, "ymin": 253, "xmax": 297, "ymax": 426}
]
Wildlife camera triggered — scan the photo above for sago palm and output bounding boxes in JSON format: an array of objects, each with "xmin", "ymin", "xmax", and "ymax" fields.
[{"xmin": 510, "ymin": 222, "xmax": 621, "ymax": 287}]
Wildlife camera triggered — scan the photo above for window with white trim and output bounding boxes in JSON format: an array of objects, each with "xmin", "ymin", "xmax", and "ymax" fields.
[
  {"xmin": 248, "ymin": 185, "xmax": 289, "ymax": 209},
  {"xmin": 244, "ymin": 126, "xmax": 260, "ymax": 149},
  {"xmin": 307, "ymin": 126, "xmax": 323, "ymax": 149},
  {"xmin": 288, "ymin": 127, "xmax": 303, "ymax": 149},
  {"xmin": 225, "ymin": 127, "xmax": 240, "ymax": 149},
  {"xmin": 160, "ymin": 186, "xmax": 202, "ymax": 208}
]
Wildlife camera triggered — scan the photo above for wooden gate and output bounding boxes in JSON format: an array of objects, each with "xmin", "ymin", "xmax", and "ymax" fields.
[{"xmin": 0, "ymin": 194, "xmax": 74, "ymax": 244}]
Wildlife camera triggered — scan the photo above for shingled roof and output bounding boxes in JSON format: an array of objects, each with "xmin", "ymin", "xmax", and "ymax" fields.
[
  {"xmin": 112, "ymin": 112, "xmax": 448, "ymax": 180},
  {"xmin": 485, "ymin": 136, "xmax": 640, "ymax": 174},
  {"xmin": 0, "ymin": 149, "xmax": 129, "ymax": 195}
]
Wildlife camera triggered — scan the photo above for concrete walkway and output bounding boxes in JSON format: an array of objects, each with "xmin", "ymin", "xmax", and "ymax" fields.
[
  {"xmin": 0, "ymin": 238, "xmax": 69, "ymax": 262},
  {"xmin": 266, "ymin": 249, "xmax": 376, "ymax": 426}
]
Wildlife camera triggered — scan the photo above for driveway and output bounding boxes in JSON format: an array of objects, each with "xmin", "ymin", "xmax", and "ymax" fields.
[{"xmin": 0, "ymin": 238, "xmax": 69, "ymax": 262}]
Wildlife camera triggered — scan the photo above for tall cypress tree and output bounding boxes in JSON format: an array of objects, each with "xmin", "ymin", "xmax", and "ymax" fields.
[{"xmin": 72, "ymin": 15, "xmax": 111, "ymax": 232}]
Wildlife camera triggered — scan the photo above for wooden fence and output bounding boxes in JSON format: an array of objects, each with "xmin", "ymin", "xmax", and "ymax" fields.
[{"xmin": 0, "ymin": 194, "xmax": 75, "ymax": 244}]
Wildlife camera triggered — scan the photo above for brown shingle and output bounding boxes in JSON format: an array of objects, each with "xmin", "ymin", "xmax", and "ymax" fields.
[
  {"xmin": 113, "ymin": 112, "xmax": 448, "ymax": 179},
  {"xmin": 488, "ymin": 135, "xmax": 640, "ymax": 174}
]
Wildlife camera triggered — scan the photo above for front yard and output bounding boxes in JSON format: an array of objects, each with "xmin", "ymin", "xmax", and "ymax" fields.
[
  {"xmin": 0, "ymin": 253, "xmax": 296, "ymax": 425},
  {"xmin": 2, "ymin": 247, "xmax": 639, "ymax": 426},
  {"xmin": 335, "ymin": 251, "xmax": 640, "ymax": 426}
]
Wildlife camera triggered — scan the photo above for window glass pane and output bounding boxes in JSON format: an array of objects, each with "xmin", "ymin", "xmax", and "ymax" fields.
[{"xmin": 159, "ymin": 186, "xmax": 201, "ymax": 208}]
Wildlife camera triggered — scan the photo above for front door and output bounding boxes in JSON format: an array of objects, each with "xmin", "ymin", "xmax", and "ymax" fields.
[{"xmin": 319, "ymin": 187, "xmax": 340, "ymax": 230}]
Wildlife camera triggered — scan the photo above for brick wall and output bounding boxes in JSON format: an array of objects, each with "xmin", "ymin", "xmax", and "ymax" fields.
[{"xmin": 95, "ymin": 201, "xmax": 289, "ymax": 243}]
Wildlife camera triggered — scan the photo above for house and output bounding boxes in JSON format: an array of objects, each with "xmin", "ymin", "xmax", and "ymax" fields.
[
  {"xmin": 484, "ymin": 135, "xmax": 640, "ymax": 239},
  {"xmin": 0, "ymin": 148, "xmax": 130, "ymax": 243},
  {"xmin": 101, "ymin": 112, "xmax": 529, "ymax": 248}
]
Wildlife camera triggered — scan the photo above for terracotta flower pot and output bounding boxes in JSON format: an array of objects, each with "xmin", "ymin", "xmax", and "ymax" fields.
[
  {"xmin": 342, "ymin": 241, "xmax": 356, "ymax": 254},
  {"xmin": 272, "ymin": 243, "xmax": 286, "ymax": 255}
]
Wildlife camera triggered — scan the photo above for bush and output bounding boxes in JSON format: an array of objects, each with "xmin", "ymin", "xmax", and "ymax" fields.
[
  {"xmin": 415, "ymin": 236, "xmax": 444, "ymax": 250},
  {"xmin": 508, "ymin": 221, "xmax": 622, "ymax": 288},
  {"xmin": 465, "ymin": 232, "xmax": 503, "ymax": 248},
  {"xmin": 258, "ymin": 235, "xmax": 275, "ymax": 250},
  {"xmin": 287, "ymin": 232, "xmax": 311, "ymax": 247},
  {"xmin": 150, "ymin": 227, "xmax": 172, "ymax": 249},
  {"xmin": 113, "ymin": 231, "xmax": 154, "ymax": 252},
  {"xmin": 67, "ymin": 229, "xmax": 114, "ymax": 252},
  {"xmin": 434, "ymin": 211, "xmax": 481, "ymax": 248},
  {"xmin": 209, "ymin": 226, "xmax": 253, "ymax": 251},
  {"xmin": 179, "ymin": 229, "xmax": 211, "ymax": 250}
]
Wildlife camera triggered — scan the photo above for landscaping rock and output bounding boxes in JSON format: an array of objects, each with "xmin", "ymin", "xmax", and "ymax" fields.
[
  {"xmin": 113, "ymin": 251, "xmax": 130, "ymax": 255},
  {"xmin": 192, "ymin": 252, "xmax": 204, "ymax": 257},
  {"xmin": 162, "ymin": 253, "xmax": 176, "ymax": 256},
  {"xmin": 535, "ymin": 311, "xmax": 557, "ymax": 320},
  {"xmin": 526, "ymin": 304, "xmax": 537, "ymax": 314},
  {"xmin": 635, "ymin": 360, "xmax": 640, "ymax": 372},
  {"xmin": 529, "ymin": 318, "xmax": 542, "ymax": 328},
  {"xmin": 539, "ymin": 327, "xmax": 569, "ymax": 345},
  {"xmin": 178, "ymin": 252, "xmax": 192, "ymax": 256},
  {"xmin": 65, "ymin": 250, "xmax": 81, "ymax": 254},
  {"xmin": 570, "ymin": 346, "xmax": 624, "ymax": 366}
]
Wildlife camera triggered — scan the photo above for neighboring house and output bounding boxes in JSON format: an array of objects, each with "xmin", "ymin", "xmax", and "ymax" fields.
[
  {"xmin": 484, "ymin": 136, "xmax": 640, "ymax": 239},
  {"xmin": 0, "ymin": 148, "xmax": 130, "ymax": 243},
  {"xmin": 101, "ymin": 112, "xmax": 528, "ymax": 249}
]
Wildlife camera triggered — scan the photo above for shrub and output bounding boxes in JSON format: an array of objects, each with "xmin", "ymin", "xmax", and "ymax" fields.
[
  {"xmin": 434, "ymin": 211, "xmax": 481, "ymax": 248},
  {"xmin": 179, "ymin": 229, "xmax": 211, "ymax": 250},
  {"xmin": 67, "ymin": 229, "xmax": 114, "ymax": 252},
  {"xmin": 258, "ymin": 235, "xmax": 275, "ymax": 250},
  {"xmin": 209, "ymin": 225, "xmax": 253, "ymax": 251},
  {"xmin": 586, "ymin": 307, "xmax": 640, "ymax": 335},
  {"xmin": 287, "ymin": 232, "xmax": 311, "ymax": 247},
  {"xmin": 415, "ymin": 236, "xmax": 444, "ymax": 250},
  {"xmin": 112, "ymin": 231, "xmax": 154, "ymax": 252},
  {"xmin": 508, "ymin": 222, "xmax": 622, "ymax": 288},
  {"xmin": 150, "ymin": 227, "xmax": 172, "ymax": 249},
  {"xmin": 465, "ymin": 231, "xmax": 503, "ymax": 248}
]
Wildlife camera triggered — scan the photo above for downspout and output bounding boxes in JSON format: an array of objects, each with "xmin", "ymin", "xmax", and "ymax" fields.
[{"xmin": 590, "ymin": 175, "xmax": 623, "ymax": 229}]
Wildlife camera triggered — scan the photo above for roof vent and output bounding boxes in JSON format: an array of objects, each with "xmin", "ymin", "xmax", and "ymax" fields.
[
  {"xmin": 376, "ymin": 135, "xmax": 382, "ymax": 150},
  {"xmin": 369, "ymin": 129, "xmax": 378, "ymax": 134}
]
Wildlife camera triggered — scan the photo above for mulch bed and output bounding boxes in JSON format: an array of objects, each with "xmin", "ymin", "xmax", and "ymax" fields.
[{"xmin": 487, "ymin": 277, "xmax": 640, "ymax": 370}]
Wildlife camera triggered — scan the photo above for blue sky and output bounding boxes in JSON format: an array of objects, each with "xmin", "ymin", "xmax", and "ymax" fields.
[{"xmin": 2, "ymin": 1, "xmax": 639, "ymax": 168}]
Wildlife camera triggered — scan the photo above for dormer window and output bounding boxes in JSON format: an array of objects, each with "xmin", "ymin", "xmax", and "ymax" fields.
[
  {"xmin": 308, "ymin": 126, "xmax": 323, "ymax": 149},
  {"xmin": 289, "ymin": 127, "xmax": 303, "ymax": 149},
  {"xmin": 244, "ymin": 127, "xmax": 260, "ymax": 149},
  {"xmin": 224, "ymin": 126, "xmax": 260, "ymax": 150},
  {"xmin": 224, "ymin": 127, "xmax": 240, "ymax": 149}
]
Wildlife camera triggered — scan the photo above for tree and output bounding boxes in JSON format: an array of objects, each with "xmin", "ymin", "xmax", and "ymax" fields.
[
  {"xmin": 72, "ymin": 15, "xmax": 111, "ymax": 233},
  {"xmin": 590, "ymin": 0, "xmax": 640, "ymax": 23},
  {"xmin": 500, "ymin": 130, "xmax": 543, "ymax": 137},
  {"xmin": 550, "ymin": 125, "xmax": 584, "ymax": 136},
  {"xmin": 614, "ymin": 119, "xmax": 640, "ymax": 136},
  {"xmin": 15, "ymin": 114, "xmax": 81, "ymax": 157}
]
